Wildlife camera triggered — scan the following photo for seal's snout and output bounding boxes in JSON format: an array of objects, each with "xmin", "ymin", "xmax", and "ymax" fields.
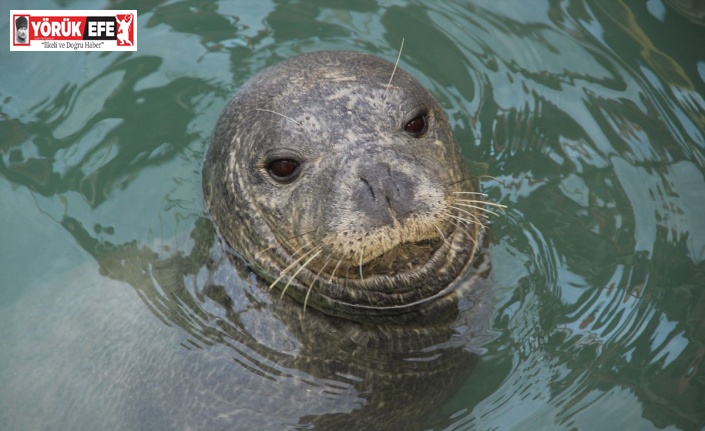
[{"xmin": 353, "ymin": 162, "xmax": 422, "ymax": 226}]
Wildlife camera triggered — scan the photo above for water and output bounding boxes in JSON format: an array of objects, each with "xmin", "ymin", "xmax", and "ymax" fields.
[{"xmin": 1, "ymin": 0, "xmax": 704, "ymax": 430}]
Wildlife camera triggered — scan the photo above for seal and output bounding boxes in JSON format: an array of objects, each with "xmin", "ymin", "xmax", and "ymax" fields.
[{"xmin": 203, "ymin": 50, "xmax": 492, "ymax": 322}]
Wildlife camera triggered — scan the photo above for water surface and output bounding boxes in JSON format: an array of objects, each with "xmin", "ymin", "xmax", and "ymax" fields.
[{"xmin": 1, "ymin": 0, "xmax": 704, "ymax": 430}]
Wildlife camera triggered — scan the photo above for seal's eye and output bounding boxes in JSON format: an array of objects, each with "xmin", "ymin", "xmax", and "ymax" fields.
[
  {"xmin": 267, "ymin": 159, "xmax": 300, "ymax": 182},
  {"xmin": 404, "ymin": 113, "xmax": 428, "ymax": 137}
]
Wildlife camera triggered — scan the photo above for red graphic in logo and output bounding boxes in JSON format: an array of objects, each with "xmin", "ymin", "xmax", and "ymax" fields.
[{"xmin": 115, "ymin": 13, "xmax": 134, "ymax": 46}]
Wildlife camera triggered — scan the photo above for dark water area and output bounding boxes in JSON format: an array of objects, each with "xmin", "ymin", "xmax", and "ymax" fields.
[{"xmin": 1, "ymin": 1, "xmax": 704, "ymax": 430}]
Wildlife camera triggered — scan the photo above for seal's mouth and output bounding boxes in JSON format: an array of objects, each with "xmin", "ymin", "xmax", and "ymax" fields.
[
  {"xmin": 338, "ymin": 236, "xmax": 445, "ymax": 279},
  {"xmin": 314, "ymin": 219, "xmax": 464, "ymax": 296},
  {"xmin": 298, "ymin": 220, "xmax": 481, "ymax": 322},
  {"xmin": 258, "ymin": 213, "xmax": 483, "ymax": 323},
  {"xmin": 300, "ymin": 212, "xmax": 457, "ymax": 286}
]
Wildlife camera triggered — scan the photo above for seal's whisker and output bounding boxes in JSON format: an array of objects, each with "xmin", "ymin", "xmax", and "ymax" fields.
[
  {"xmin": 280, "ymin": 249, "xmax": 323, "ymax": 299},
  {"xmin": 304, "ymin": 257, "xmax": 331, "ymax": 312},
  {"xmin": 439, "ymin": 210, "xmax": 483, "ymax": 250},
  {"xmin": 454, "ymin": 198, "xmax": 508, "ymax": 210},
  {"xmin": 448, "ymin": 204, "xmax": 485, "ymax": 224},
  {"xmin": 358, "ymin": 246, "xmax": 365, "ymax": 280},
  {"xmin": 431, "ymin": 222, "xmax": 452, "ymax": 248},
  {"xmin": 452, "ymin": 191, "xmax": 488, "ymax": 196},
  {"xmin": 286, "ymin": 229, "xmax": 319, "ymax": 240},
  {"xmin": 383, "ymin": 37, "xmax": 405, "ymax": 100},
  {"xmin": 439, "ymin": 209, "xmax": 480, "ymax": 227},
  {"xmin": 328, "ymin": 258, "xmax": 345, "ymax": 283},
  {"xmin": 432, "ymin": 223, "xmax": 446, "ymax": 242},
  {"xmin": 254, "ymin": 243, "xmax": 280, "ymax": 259},
  {"xmin": 455, "ymin": 225, "xmax": 480, "ymax": 252},
  {"xmin": 478, "ymin": 174, "xmax": 499, "ymax": 181},
  {"xmin": 254, "ymin": 229, "xmax": 318, "ymax": 259},
  {"xmin": 451, "ymin": 202, "xmax": 502, "ymax": 218},
  {"xmin": 450, "ymin": 199, "xmax": 507, "ymax": 217},
  {"xmin": 255, "ymin": 108, "xmax": 302, "ymax": 126},
  {"xmin": 447, "ymin": 177, "xmax": 480, "ymax": 187},
  {"xmin": 454, "ymin": 216, "xmax": 487, "ymax": 237},
  {"xmin": 268, "ymin": 243, "xmax": 323, "ymax": 290},
  {"xmin": 259, "ymin": 240, "xmax": 310, "ymax": 265},
  {"xmin": 463, "ymin": 229, "xmax": 481, "ymax": 252}
]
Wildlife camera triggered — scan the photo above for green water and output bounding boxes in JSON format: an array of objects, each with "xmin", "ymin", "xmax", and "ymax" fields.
[{"xmin": 1, "ymin": 0, "xmax": 704, "ymax": 430}]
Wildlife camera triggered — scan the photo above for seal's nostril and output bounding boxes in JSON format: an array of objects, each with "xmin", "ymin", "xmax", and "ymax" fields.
[{"xmin": 360, "ymin": 176, "xmax": 375, "ymax": 200}]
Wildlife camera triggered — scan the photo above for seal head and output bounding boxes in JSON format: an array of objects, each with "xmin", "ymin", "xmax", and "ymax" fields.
[{"xmin": 203, "ymin": 51, "xmax": 484, "ymax": 322}]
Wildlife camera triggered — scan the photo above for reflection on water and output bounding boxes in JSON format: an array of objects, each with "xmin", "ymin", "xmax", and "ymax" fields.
[{"xmin": 1, "ymin": 0, "xmax": 704, "ymax": 430}]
